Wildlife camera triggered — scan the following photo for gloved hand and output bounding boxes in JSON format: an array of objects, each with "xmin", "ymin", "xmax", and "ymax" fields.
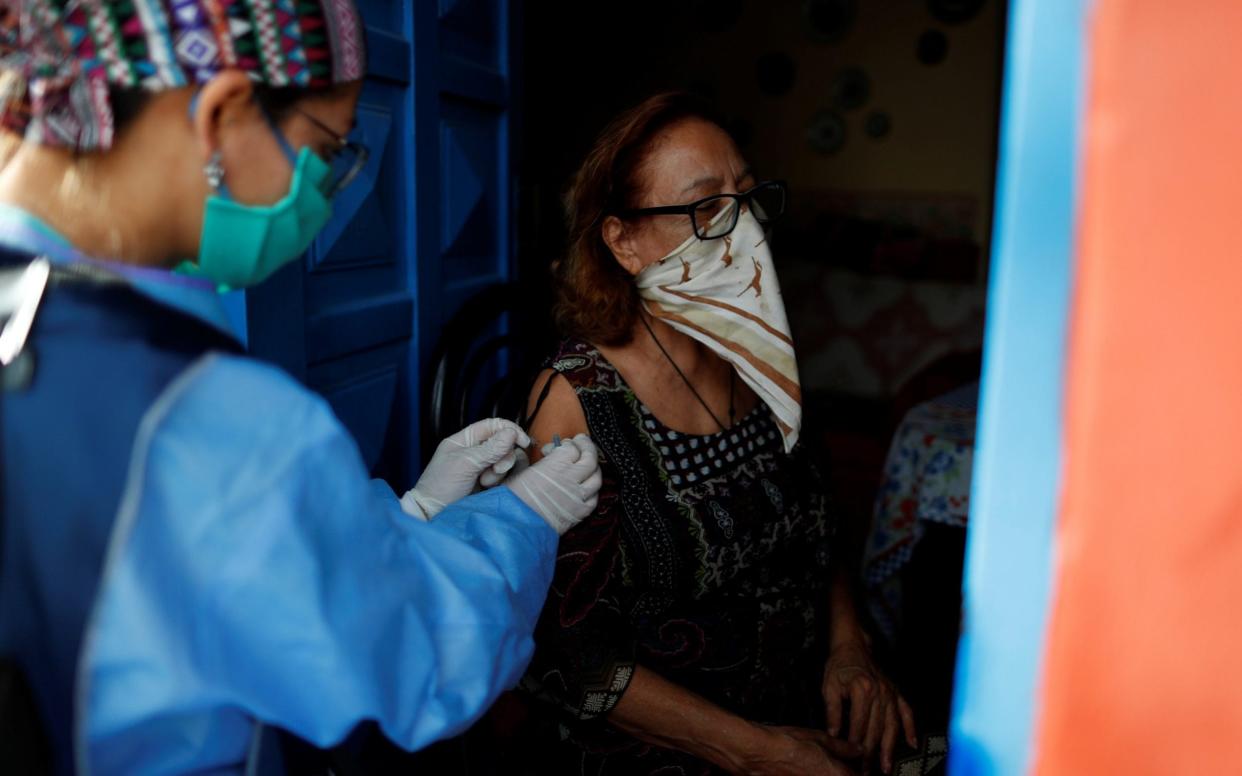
[
  {"xmin": 504, "ymin": 434, "xmax": 602, "ymax": 535},
  {"xmin": 400, "ymin": 418, "xmax": 531, "ymax": 520},
  {"xmin": 479, "ymin": 447, "xmax": 530, "ymax": 489}
]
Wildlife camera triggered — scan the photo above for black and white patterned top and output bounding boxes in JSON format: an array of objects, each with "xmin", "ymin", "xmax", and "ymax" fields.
[{"xmin": 520, "ymin": 338, "xmax": 837, "ymax": 776}]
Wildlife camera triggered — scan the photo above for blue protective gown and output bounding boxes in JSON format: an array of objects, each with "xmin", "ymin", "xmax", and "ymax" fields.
[{"xmin": 0, "ymin": 207, "xmax": 557, "ymax": 775}]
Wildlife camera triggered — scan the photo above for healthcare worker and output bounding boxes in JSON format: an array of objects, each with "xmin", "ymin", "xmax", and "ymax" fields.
[{"xmin": 0, "ymin": 1, "xmax": 601, "ymax": 774}]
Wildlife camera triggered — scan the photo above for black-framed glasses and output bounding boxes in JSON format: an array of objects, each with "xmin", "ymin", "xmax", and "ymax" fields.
[
  {"xmin": 617, "ymin": 180, "xmax": 788, "ymax": 240},
  {"xmin": 295, "ymin": 107, "xmax": 371, "ymax": 198}
]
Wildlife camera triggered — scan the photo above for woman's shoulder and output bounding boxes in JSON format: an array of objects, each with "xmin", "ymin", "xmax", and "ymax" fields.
[
  {"xmin": 545, "ymin": 336, "xmax": 623, "ymax": 391},
  {"xmin": 524, "ymin": 337, "xmax": 632, "ymax": 447}
]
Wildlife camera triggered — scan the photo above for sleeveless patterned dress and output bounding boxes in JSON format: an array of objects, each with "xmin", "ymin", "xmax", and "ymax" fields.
[{"xmin": 520, "ymin": 338, "xmax": 838, "ymax": 776}]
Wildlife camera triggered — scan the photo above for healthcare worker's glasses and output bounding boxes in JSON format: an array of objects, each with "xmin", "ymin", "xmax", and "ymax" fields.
[
  {"xmin": 293, "ymin": 107, "xmax": 370, "ymax": 197},
  {"xmin": 262, "ymin": 105, "xmax": 370, "ymax": 199}
]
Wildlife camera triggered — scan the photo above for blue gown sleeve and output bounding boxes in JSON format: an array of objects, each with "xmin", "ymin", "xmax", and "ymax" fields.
[{"xmin": 79, "ymin": 354, "xmax": 557, "ymax": 775}]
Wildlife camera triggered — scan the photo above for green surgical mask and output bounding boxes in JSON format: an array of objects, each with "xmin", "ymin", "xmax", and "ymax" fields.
[{"xmin": 178, "ymin": 99, "xmax": 335, "ymax": 290}]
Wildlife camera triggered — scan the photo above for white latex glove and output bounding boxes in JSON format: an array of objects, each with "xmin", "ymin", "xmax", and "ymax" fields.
[
  {"xmin": 504, "ymin": 434, "xmax": 602, "ymax": 535},
  {"xmin": 479, "ymin": 446, "xmax": 530, "ymax": 489},
  {"xmin": 400, "ymin": 418, "xmax": 531, "ymax": 520}
]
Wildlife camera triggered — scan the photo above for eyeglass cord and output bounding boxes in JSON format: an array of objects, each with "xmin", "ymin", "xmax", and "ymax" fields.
[{"xmin": 641, "ymin": 312, "xmax": 736, "ymax": 433}]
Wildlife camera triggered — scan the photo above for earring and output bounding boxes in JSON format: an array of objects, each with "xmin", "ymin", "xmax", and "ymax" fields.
[{"xmin": 203, "ymin": 151, "xmax": 225, "ymax": 191}]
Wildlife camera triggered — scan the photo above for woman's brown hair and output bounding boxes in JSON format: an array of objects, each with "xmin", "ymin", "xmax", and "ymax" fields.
[{"xmin": 553, "ymin": 92, "xmax": 724, "ymax": 346}]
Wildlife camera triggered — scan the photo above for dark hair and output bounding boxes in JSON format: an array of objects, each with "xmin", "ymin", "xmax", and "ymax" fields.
[
  {"xmin": 108, "ymin": 82, "xmax": 347, "ymax": 138},
  {"xmin": 553, "ymin": 91, "xmax": 726, "ymax": 346},
  {"xmin": 109, "ymin": 88, "xmax": 155, "ymax": 135}
]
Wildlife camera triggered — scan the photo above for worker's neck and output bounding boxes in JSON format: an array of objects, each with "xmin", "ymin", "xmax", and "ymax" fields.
[{"xmin": 0, "ymin": 136, "xmax": 191, "ymax": 268}]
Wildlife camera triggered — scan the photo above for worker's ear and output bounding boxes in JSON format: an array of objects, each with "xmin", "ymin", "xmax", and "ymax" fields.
[{"xmin": 191, "ymin": 70, "xmax": 256, "ymax": 163}]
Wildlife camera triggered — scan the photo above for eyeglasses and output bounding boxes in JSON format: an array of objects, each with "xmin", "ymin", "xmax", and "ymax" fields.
[
  {"xmin": 294, "ymin": 108, "xmax": 371, "ymax": 198},
  {"xmin": 616, "ymin": 180, "xmax": 788, "ymax": 240}
]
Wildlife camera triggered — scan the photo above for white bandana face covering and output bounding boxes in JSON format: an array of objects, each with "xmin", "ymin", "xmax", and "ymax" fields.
[{"xmin": 635, "ymin": 202, "xmax": 802, "ymax": 451}]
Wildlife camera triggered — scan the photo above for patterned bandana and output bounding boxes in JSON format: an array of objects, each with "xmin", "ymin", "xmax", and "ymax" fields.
[
  {"xmin": 0, "ymin": 0, "xmax": 366, "ymax": 151},
  {"xmin": 636, "ymin": 203, "xmax": 803, "ymax": 453}
]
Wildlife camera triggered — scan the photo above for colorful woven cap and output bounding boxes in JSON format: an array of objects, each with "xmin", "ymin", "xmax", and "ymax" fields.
[{"xmin": 0, "ymin": 0, "xmax": 366, "ymax": 151}]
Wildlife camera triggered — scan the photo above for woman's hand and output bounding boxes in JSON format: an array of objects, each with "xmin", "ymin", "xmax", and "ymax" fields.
[
  {"xmin": 822, "ymin": 642, "xmax": 916, "ymax": 775},
  {"xmin": 731, "ymin": 724, "xmax": 861, "ymax": 776}
]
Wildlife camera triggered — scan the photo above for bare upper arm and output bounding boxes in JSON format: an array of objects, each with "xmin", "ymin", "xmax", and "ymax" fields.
[{"xmin": 524, "ymin": 368, "xmax": 589, "ymax": 462}]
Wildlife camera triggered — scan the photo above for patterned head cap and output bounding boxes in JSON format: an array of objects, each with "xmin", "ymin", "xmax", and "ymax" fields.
[{"xmin": 0, "ymin": 0, "xmax": 366, "ymax": 151}]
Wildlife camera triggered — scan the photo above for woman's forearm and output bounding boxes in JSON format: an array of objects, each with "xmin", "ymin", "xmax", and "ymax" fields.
[
  {"xmin": 608, "ymin": 664, "xmax": 771, "ymax": 773},
  {"xmin": 828, "ymin": 569, "xmax": 870, "ymax": 649}
]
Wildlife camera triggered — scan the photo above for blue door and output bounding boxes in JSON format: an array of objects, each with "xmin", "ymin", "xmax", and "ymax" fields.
[{"xmin": 244, "ymin": 0, "xmax": 517, "ymax": 487}]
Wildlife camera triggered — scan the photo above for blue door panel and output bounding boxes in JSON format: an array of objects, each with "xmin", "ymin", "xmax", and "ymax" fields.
[
  {"xmin": 246, "ymin": 4, "xmax": 417, "ymax": 476},
  {"xmin": 439, "ymin": 0, "xmax": 502, "ymax": 69},
  {"xmin": 245, "ymin": 1, "xmax": 516, "ymax": 486},
  {"xmin": 307, "ymin": 342, "xmax": 405, "ymax": 472},
  {"xmin": 406, "ymin": 0, "xmax": 516, "ymax": 480},
  {"xmin": 300, "ymin": 9, "xmax": 413, "ymax": 473},
  {"xmin": 304, "ymin": 295, "xmax": 413, "ymax": 366},
  {"xmin": 246, "ymin": 261, "xmax": 307, "ymax": 380},
  {"xmin": 309, "ymin": 103, "xmax": 398, "ymax": 270},
  {"xmin": 357, "ymin": 0, "xmax": 403, "ymax": 32},
  {"xmin": 440, "ymin": 100, "xmax": 502, "ymax": 274}
]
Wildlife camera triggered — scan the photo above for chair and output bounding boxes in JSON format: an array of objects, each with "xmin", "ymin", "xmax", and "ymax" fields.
[{"xmin": 423, "ymin": 282, "xmax": 556, "ymax": 462}]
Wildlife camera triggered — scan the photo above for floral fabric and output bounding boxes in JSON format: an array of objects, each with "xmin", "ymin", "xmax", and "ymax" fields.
[{"xmin": 864, "ymin": 382, "xmax": 977, "ymax": 642}]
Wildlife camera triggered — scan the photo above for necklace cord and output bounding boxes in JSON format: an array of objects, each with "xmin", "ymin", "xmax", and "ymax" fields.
[{"xmin": 641, "ymin": 312, "xmax": 735, "ymax": 433}]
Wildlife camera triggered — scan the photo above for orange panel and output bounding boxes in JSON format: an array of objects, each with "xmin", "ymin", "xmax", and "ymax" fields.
[{"xmin": 1034, "ymin": 2, "xmax": 1242, "ymax": 774}]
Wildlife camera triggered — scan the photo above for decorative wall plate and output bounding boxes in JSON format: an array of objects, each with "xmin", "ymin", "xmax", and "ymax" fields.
[
  {"xmin": 807, "ymin": 110, "xmax": 848, "ymax": 155},
  {"xmin": 756, "ymin": 51, "xmax": 797, "ymax": 96},
  {"xmin": 928, "ymin": 0, "xmax": 985, "ymax": 25},
  {"xmin": 727, "ymin": 117, "xmax": 756, "ymax": 149},
  {"xmin": 918, "ymin": 29, "xmax": 949, "ymax": 65},
  {"xmin": 689, "ymin": 0, "xmax": 744, "ymax": 32},
  {"xmin": 804, "ymin": 0, "xmax": 857, "ymax": 44},
  {"xmin": 865, "ymin": 111, "xmax": 892, "ymax": 139},
  {"xmin": 830, "ymin": 67, "xmax": 871, "ymax": 111}
]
